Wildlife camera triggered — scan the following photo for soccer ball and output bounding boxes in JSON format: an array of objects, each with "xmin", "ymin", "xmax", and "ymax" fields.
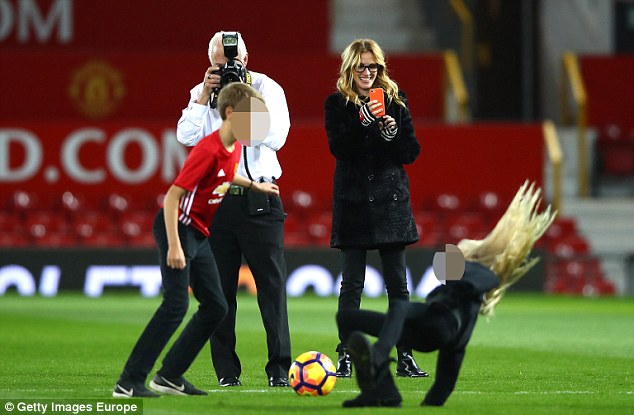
[{"xmin": 288, "ymin": 351, "xmax": 337, "ymax": 396}]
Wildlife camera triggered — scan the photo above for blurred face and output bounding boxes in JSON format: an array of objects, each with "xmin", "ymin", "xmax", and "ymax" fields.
[{"xmin": 352, "ymin": 52, "xmax": 379, "ymax": 96}]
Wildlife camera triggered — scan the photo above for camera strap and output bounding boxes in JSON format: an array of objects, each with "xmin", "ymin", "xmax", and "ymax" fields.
[
  {"xmin": 243, "ymin": 145, "xmax": 254, "ymax": 181},
  {"xmin": 243, "ymin": 145, "xmax": 271, "ymax": 215}
]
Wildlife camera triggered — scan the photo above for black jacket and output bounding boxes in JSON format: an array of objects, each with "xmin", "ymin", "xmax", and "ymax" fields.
[{"xmin": 324, "ymin": 91, "xmax": 421, "ymax": 249}]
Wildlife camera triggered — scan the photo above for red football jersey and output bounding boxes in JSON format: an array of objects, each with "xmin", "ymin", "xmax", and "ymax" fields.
[{"xmin": 173, "ymin": 130, "xmax": 241, "ymax": 237}]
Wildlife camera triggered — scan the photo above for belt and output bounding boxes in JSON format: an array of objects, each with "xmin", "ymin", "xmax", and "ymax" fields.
[{"xmin": 229, "ymin": 185, "xmax": 246, "ymax": 196}]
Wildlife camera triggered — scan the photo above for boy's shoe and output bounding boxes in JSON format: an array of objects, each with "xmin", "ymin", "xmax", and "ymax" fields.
[
  {"xmin": 218, "ymin": 376, "xmax": 242, "ymax": 387},
  {"xmin": 268, "ymin": 377, "xmax": 290, "ymax": 387},
  {"xmin": 149, "ymin": 374, "xmax": 207, "ymax": 396},
  {"xmin": 335, "ymin": 345, "xmax": 352, "ymax": 378},
  {"xmin": 113, "ymin": 380, "xmax": 160, "ymax": 398}
]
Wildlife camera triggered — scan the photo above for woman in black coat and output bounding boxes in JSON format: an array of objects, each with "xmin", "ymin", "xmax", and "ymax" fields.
[
  {"xmin": 337, "ymin": 182, "xmax": 556, "ymax": 407},
  {"xmin": 324, "ymin": 38, "xmax": 425, "ymax": 378}
]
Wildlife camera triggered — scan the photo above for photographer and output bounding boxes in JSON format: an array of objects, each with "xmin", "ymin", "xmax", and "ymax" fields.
[
  {"xmin": 324, "ymin": 39, "xmax": 427, "ymax": 379},
  {"xmin": 176, "ymin": 31, "xmax": 292, "ymax": 388}
]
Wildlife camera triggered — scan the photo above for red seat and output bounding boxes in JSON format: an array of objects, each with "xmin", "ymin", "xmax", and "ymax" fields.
[
  {"xmin": 564, "ymin": 257, "xmax": 603, "ymax": 278},
  {"xmin": 551, "ymin": 235, "xmax": 590, "ymax": 257},
  {"xmin": 286, "ymin": 190, "xmax": 329, "ymax": 217},
  {"xmin": 597, "ymin": 139, "xmax": 634, "ymax": 176},
  {"xmin": 127, "ymin": 232, "xmax": 156, "ymax": 248},
  {"xmin": 544, "ymin": 217, "xmax": 578, "ymax": 243},
  {"xmin": 414, "ymin": 212, "xmax": 442, "ymax": 247},
  {"xmin": 433, "ymin": 193, "xmax": 462, "ymax": 212},
  {"xmin": 284, "ymin": 232, "xmax": 313, "ymax": 247},
  {"xmin": 8, "ymin": 190, "xmax": 46, "ymax": 217},
  {"xmin": 284, "ymin": 214, "xmax": 312, "ymax": 247},
  {"xmin": 71, "ymin": 211, "xmax": 114, "ymax": 238},
  {"xmin": 0, "ymin": 212, "xmax": 24, "ymax": 233},
  {"xmin": 148, "ymin": 193, "xmax": 165, "ymax": 210},
  {"xmin": 81, "ymin": 231, "xmax": 126, "ymax": 248},
  {"xmin": 306, "ymin": 211, "xmax": 332, "ymax": 246},
  {"xmin": 31, "ymin": 231, "xmax": 77, "ymax": 247},
  {"xmin": 119, "ymin": 211, "xmax": 155, "ymax": 238},
  {"xmin": 104, "ymin": 193, "xmax": 132, "ymax": 217},
  {"xmin": 595, "ymin": 123, "xmax": 634, "ymax": 176},
  {"xmin": 471, "ymin": 191, "xmax": 507, "ymax": 226},
  {"xmin": 284, "ymin": 213, "xmax": 304, "ymax": 234},
  {"xmin": 0, "ymin": 232, "xmax": 30, "ymax": 248},
  {"xmin": 446, "ymin": 213, "xmax": 487, "ymax": 243},
  {"xmin": 430, "ymin": 193, "xmax": 464, "ymax": 224},
  {"xmin": 25, "ymin": 212, "xmax": 69, "ymax": 238},
  {"xmin": 545, "ymin": 255, "xmax": 614, "ymax": 295},
  {"xmin": 548, "ymin": 256, "xmax": 602, "ymax": 278}
]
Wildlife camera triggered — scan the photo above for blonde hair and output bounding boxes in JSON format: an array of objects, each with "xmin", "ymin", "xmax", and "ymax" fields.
[
  {"xmin": 217, "ymin": 83, "xmax": 264, "ymax": 120},
  {"xmin": 337, "ymin": 39, "xmax": 405, "ymax": 107},
  {"xmin": 457, "ymin": 181, "xmax": 557, "ymax": 316}
]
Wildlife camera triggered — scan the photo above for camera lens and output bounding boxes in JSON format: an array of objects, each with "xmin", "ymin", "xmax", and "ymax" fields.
[{"xmin": 221, "ymin": 71, "xmax": 243, "ymax": 86}]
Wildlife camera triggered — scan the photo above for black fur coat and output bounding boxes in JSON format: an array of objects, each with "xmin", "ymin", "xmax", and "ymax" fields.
[{"xmin": 324, "ymin": 91, "xmax": 420, "ymax": 249}]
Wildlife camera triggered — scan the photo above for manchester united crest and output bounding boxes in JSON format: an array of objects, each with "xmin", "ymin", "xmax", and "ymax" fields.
[{"xmin": 69, "ymin": 60, "xmax": 125, "ymax": 118}]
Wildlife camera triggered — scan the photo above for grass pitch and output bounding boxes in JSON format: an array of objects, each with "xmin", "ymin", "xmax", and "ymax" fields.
[{"xmin": 0, "ymin": 293, "xmax": 632, "ymax": 415}]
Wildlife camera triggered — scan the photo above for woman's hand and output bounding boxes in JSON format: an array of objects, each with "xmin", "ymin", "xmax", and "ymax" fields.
[
  {"xmin": 378, "ymin": 115, "xmax": 398, "ymax": 140},
  {"xmin": 359, "ymin": 100, "xmax": 384, "ymax": 126}
]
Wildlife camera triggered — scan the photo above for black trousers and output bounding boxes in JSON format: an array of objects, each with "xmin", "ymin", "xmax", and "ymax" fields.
[
  {"xmin": 209, "ymin": 194, "xmax": 291, "ymax": 379},
  {"xmin": 337, "ymin": 246, "xmax": 410, "ymax": 346},
  {"xmin": 120, "ymin": 209, "xmax": 228, "ymax": 382},
  {"xmin": 337, "ymin": 299, "xmax": 458, "ymax": 364}
]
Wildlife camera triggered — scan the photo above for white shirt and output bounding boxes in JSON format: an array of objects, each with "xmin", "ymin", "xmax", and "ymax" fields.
[{"xmin": 176, "ymin": 70, "xmax": 291, "ymax": 181}]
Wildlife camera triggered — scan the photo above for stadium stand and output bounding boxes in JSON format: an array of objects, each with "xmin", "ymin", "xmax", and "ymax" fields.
[{"xmin": 0, "ymin": 1, "xmax": 627, "ymax": 296}]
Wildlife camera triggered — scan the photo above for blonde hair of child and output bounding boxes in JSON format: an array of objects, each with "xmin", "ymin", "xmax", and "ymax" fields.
[{"xmin": 457, "ymin": 181, "xmax": 557, "ymax": 316}]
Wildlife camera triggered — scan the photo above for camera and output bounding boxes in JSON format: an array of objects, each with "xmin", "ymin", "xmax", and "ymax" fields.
[{"xmin": 210, "ymin": 32, "xmax": 247, "ymax": 108}]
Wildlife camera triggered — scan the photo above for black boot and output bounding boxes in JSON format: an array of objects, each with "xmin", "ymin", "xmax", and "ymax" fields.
[
  {"xmin": 343, "ymin": 332, "xmax": 401, "ymax": 408},
  {"xmin": 396, "ymin": 349, "xmax": 429, "ymax": 377},
  {"xmin": 336, "ymin": 344, "xmax": 352, "ymax": 378}
]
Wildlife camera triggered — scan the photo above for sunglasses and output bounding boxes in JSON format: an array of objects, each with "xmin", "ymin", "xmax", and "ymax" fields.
[{"xmin": 354, "ymin": 64, "xmax": 381, "ymax": 73}]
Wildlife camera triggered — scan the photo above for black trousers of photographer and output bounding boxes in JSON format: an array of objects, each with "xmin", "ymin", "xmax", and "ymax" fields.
[{"xmin": 208, "ymin": 192, "xmax": 292, "ymax": 380}]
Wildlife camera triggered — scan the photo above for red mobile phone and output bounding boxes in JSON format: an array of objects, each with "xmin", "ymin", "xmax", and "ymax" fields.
[{"xmin": 369, "ymin": 88, "xmax": 385, "ymax": 117}]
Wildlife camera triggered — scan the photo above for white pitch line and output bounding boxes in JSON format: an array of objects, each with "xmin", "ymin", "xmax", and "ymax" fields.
[
  {"xmin": 3, "ymin": 388, "xmax": 632, "ymax": 395},
  {"xmin": 456, "ymin": 390, "xmax": 634, "ymax": 395}
]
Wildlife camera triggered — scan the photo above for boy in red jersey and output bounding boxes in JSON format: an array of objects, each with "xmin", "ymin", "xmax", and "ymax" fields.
[{"xmin": 113, "ymin": 83, "xmax": 279, "ymax": 398}]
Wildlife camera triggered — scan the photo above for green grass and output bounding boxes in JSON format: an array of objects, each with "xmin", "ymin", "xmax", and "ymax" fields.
[{"xmin": 0, "ymin": 293, "xmax": 633, "ymax": 415}]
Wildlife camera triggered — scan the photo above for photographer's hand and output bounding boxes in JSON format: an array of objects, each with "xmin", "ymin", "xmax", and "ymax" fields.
[
  {"xmin": 196, "ymin": 66, "xmax": 222, "ymax": 105},
  {"xmin": 252, "ymin": 181, "xmax": 280, "ymax": 197}
]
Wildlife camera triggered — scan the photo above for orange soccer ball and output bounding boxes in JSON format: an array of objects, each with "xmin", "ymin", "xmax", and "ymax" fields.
[{"xmin": 288, "ymin": 351, "xmax": 337, "ymax": 396}]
